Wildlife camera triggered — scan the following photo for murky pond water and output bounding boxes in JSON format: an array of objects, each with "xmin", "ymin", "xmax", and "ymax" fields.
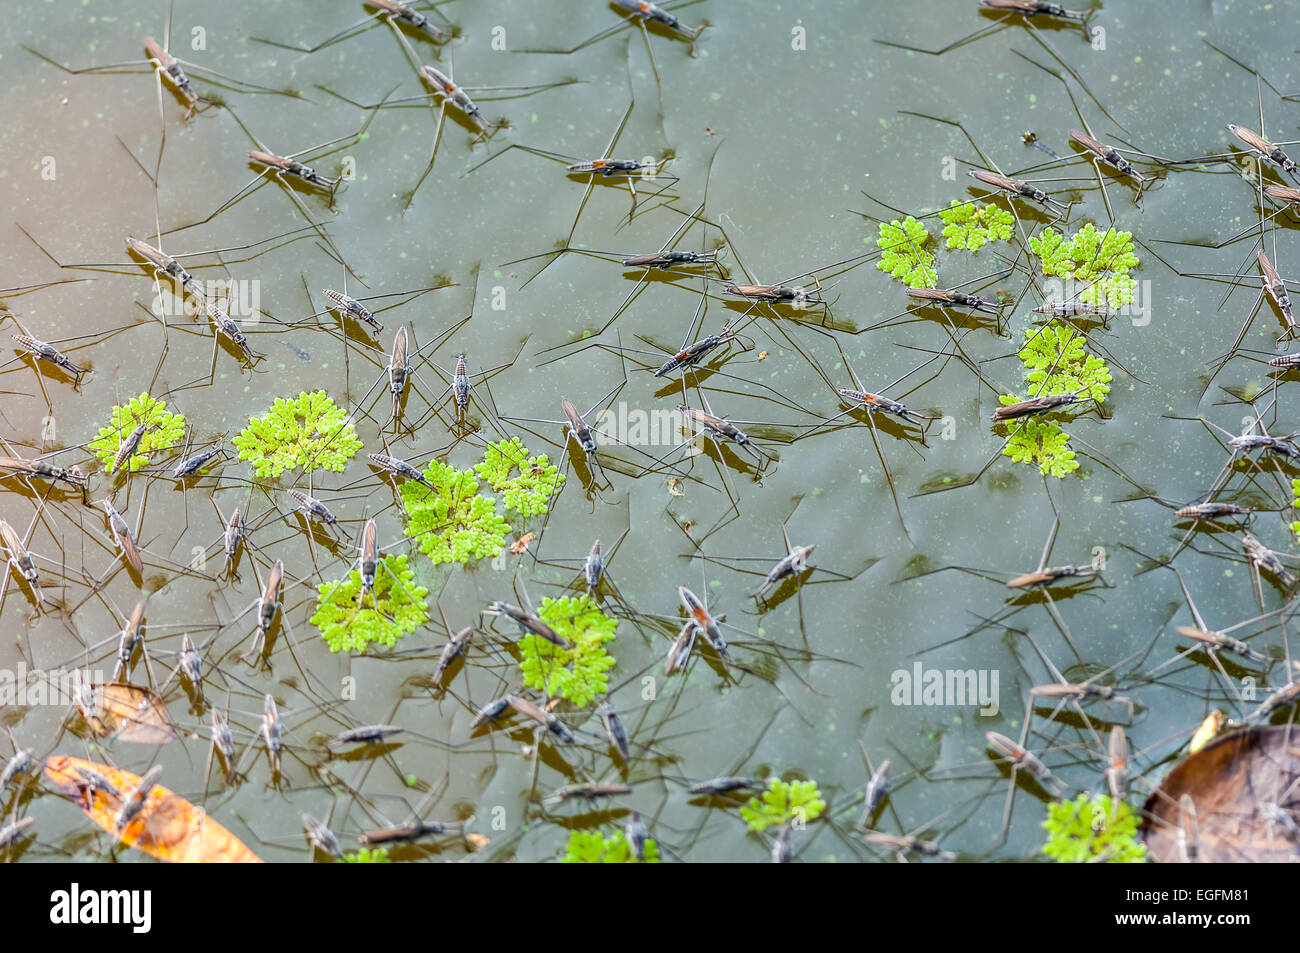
[{"xmin": 3, "ymin": 0, "xmax": 1300, "ymax": 862}]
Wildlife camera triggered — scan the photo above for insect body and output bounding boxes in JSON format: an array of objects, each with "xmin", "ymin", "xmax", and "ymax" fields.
[{"xmin": 324, "ymin": 289, "xmax": 382, "ymax": 332}]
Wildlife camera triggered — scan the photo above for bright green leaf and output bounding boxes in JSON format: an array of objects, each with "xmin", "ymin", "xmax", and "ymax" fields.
[
  {"xmin": 232, "ymin": 391, "xmax": 362, "ymax": 478},
  {"xmin": 519, "ymin": 595, "xmax": 617, "ymax": 707},
  {"xmin": 311, "ymin": 554, "xmax": 429, "ymax": 653},
  {"xmin": 89, "ymin": 393, "xmax": 186, "ymax": 474}
]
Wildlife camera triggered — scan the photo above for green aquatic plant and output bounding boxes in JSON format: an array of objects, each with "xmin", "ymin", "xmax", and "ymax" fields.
[
  {"xmin": 233, "ymin": 390, "xmax": 362, "ymax": 478},
  {"xmin": 89, "ymin": 393, "xmax": 186, "ymax": 474},
  {"xmin": 400, "ymin": 461, "xmax": 511, "ymax": 565},
  {"xmin": 474, "ymin": 437, "xmax": 566, "ymax": 517},
  {"xmin": 1043, "ymin": 794, "xmax": 1146, "ymax": 863},
  {"xmin": 310, "ymin": 554, "xmax": 429, "ymax": 653},
  {"xmin": 340, "ymin": 847, "xmax": 392, "ymax": 863},
  {"xmin": 997, "ymin": 321, "xmax": 1111, "ymax": 478},
  {"xmin": 1018, "ymin": 321, "xmax": 1112, "ymax": 402},
  {"xmin": 998, "ymin": 406, "xmax": 1080, "ymax": 478},
  {"xmin": 1029, "ymin": 223, "xmax": 1140, "ymax": 310},
  {"xmin": 1292, "ymin": 479, "xmax": 1300, "ymax": 540},
  {"xmin": 519, "ymin": 595, "xmax": 617, "ymax": 707},
  {"xmin": 561, "ymin": 829, "xmax": 659, "ymax": 863},
  {"xmin": 939, "ymin": 200, "xmax": 1015, "ymax": 251},
  {"xmin": 876, "ymin": 216, "xmax": 937, "ymax": 288},
  {"xmin": 739, "ymin": 777, "xmax": 827, "ymax": 833}
]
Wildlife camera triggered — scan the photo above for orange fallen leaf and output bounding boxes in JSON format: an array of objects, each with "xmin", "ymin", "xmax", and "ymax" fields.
[
  {"xmin": 510, "ymin": 532, "xmax": 536, "ymax": 555},
  {"xmin": 44, "ymin": 755, "xmax": 261, "ymax": 863}
]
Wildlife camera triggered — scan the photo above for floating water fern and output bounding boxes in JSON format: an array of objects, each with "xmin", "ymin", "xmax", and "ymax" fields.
[
  {"xmin": 561, "ymin": 829, "xmax": 659, "ymax": 863},
  {"xmin": 233, "ymin": 390, "xmax": 362, "ymax": 478},
  {"xmin": 474, "ymin": 437, "xmax": 565, "ymax": 517},
  {"xmin": 939, "ymin": 200, "xmax": 1015, "ymax": 251},
  {"xmin": 1029, "ymin": 223, "xmax": 1139, "ymax": 310},
  {"xmin": 739, "ymin": 777, "xmax": 826, "ymax": 833},
  {"xmin": 1018, "ymin": 321, "xmax": 1112, "ymax": 402},
  {"xmin": 998, "ymin": 321, "xmax": 1111, "ymax": 478},
  {"xmin": 998, "ymin": 406, "xmax": 1080, "ymax": 478},
  {"xmin": 519, "ymin": 595, "xmax": 617, "ymax": 707},
  {"xmin": 400, "ymin": 461, "xmax": 510, "ymax": 565},
  {"xmin": 340, "ymin": 847, "xmax": 391, "ymax": 863},
  {"xmin": 1043, "ymin": 794, "xmax": 1146, "ymax": 863},
  {"xmin": 310, "ymin": 554, "xmax": 429, "ymax": 653},
  {"xmin": 89, "ymin": 393, "xmax": 186, "ymax": 474},
  {"xmin": 875, "ymin": 216, "xmax": 937, "ymax": 288},
  {"xmin": 1292, "ymin": 479, "xmax": 1300, "ymax": 540}
]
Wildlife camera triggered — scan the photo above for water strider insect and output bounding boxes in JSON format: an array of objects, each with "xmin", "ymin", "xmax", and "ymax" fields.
[
  {"xmin": 905, "ymin": 286, "xmax": 1002, "ymax": 315},
  {"xmin": 986, "ymin": 730, "xmax": 1067, "ymax": 796},
  {"xmin": 109, "ymin": 420, "xmax": 155, "ymax": 478},
  {"xmin": 470, "ymin": 695, "xmax": 512, "ymax": 730},
  {"xmin": 464, "ymin": 95, "xmax": 679, "ymax": 226},
  {"xmin": 1238, "ymin": 679, "xmax": 1300, "ymax": 725},
  {"xmin": 432, "ymin": 622, "xmax": 475, "ymax": 684},
  {"xmin": 674, "ymin": 402, "xmax": 770, "ymax": 468},
  {"xmin": 1174, "ymin": 502, "xmax": 1252, "ymax": 521},
  {"xmin": 252, "ymin": 0, "xmax": 452, "ymax": 55},
  {"xmin": 111, "ymin": 601, "xmax": 148, "ymax": 683},
  {"xmin": 1069, "ymin": 129, "xmax": 1146, "ymax": 189},
  {"xmin": 505, "ymin": 693, "xmax": 576, "ymax": 744},
  {"xmin": 99, "ymin": 499, "xmax": 144, "ymax": 576},
  {"xmin": 544, "ymin": 782, "xmax": 633, "ymax": 804},
  {"xmin": 328, "ymin": 724, "xmax": 404, "ymax": 748},
  {"xmin": 0, "ymin": 817, "xmax": 36, "ymax": 852},
  {"xmin": 664, "ymin": 619, "xmax": 699, "ymax": 675},
  {"xmin": 421, "ymin": 340, "xmax": 521, "ymax": 438},
  {"xmin": 1258, "ymin": 249, "xmax": 1297, "ymax": 342},
  {"xmin": 1226, "ymin": 122, "xmax": 1300, "ymax": 181},
  {"xmin": 11, "ymin": 334, "xmax": 86, "ymax": 383},
  {"xmin": 861, "ymin": 830, "xmax": 956, "ymax": 862},
  {"xmin": 170, "ymin": 441, "xmax": 229, "ymax": 480},
  {"xmin": 244, "ymin": 559, "xmax": 285, "ymax": 663},
  {"xmin": 324, "ymin": 289, "xmax": 383, "ymax": 333},
  {"xmin": 859, "ymin": 758, "xmax": 892, "ymax": 830},
  {"xmin": 1174, "ymin": 625, "xmax": 1269, "ymax": 665},
  {"xmin": 678, "ymin": 585, "xmax": 730, "ymax": 658},
  {"xmin": 687, "ymin": 776, "xmax": 768, "ymax": 796},
  {"xmin": 347, "ymin": 323, "xmax": 456, "ymax": 436},
  {"xmin": 724, "ymin": 278, "xmax": 826, "ymax": 308},
  {"xmin": 113, "ymin": 764, "xmax": 165, "ymax": 833},
  {"xmin": 125, "ymin": 237, "xmax": 207, "ymax": 302},
  {"xmin": 0, "ymin": 517, "xmax": 46, "ymax": 608},
  {"xmin": 247, "ymin": 150, "xmax": 343, "ymax": 204},
  {"xmin": 1242, "ymin": 531, "xmax": 1298, "ymax": 593},
  {"xmin": 367, "ymin": 452, "xmax": 434, "ymax": 489},
  {"xmin": 483, "ymin": 601, "xmax": 570, "ymax": 649},
  {"xmin": 968, "ymin": 169, "xmax": 1071, "ymax": 213},
  {"xmin": 302, "ymin": 813, "xmax": 343, "ymax": 859},
  {"xmin": 262, "ymin": 694, "xmax": 283, "ymax": 777},
  {"xmin": 0, "ymin": 451, "xmax": 90, "ymax": 501},
  {"xmin": 597, "ymin": 700, "xmax": 631, "ymax": 762},
  {"xmin": 285, "ymin": 490, "xmax": 340, "ymax": 530},
  {"xmin": 990, "ymin": 389, "xmax": 1091, "ymax": 421},
  {"xmin": 654, "ymin": 319, "xmax": 744, "ymax": 378},
  {"xmin": 625, "ymin": 811, "xmax": 650, "ymax": 861}
]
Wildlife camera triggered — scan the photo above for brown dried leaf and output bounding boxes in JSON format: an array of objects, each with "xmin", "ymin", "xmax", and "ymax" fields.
[
  {"xmin": 79, "ymin": 683, "xmax": 177, "ymax": 745},
  {"xmin": 510, "ymin": 532, "xmax": 536, "ymax": 555},
  {"xmin": 1141, "ymin": 725, "xmax": 1300, "ymax": 863}
]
